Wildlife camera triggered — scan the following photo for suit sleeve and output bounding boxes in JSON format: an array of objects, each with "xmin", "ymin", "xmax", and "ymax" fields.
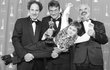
[
  {"xmin": 31, "ymin": 41, "xmax": 53, "ymax": 58},
  {"xmin": 92, "ymin": 21, "xmax": 108, "ymax": 44},
  {"xmin": 32, "ymin": 50, "xmax": 51, "ymax": 58},
  {"xmin": 12, "ymin": 19, "xmax": 27, "ymax": 59}
]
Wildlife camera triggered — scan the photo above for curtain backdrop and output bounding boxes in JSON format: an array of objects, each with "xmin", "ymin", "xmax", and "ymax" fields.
[{"xmin": 0, "ymin": 0, "xmax": 110, "ymax": 70}]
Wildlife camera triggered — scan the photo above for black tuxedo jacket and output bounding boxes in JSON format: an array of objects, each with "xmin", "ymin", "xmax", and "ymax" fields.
[
  {"xmin": 12, "ymin": 16, "xmax": 51, "ymax": 64},
  {"xmin": 41, "ymin": 15, "xmax": 73, "ymax": 65},
  {"xmin": 73, "ymin": 19, "xmax": 108, "ymax": 65}
]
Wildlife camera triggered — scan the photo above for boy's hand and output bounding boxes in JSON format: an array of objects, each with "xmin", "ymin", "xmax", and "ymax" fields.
[
  {"xmin": 24, "ymin": 53, "xmax": 34, "ymax": 62},
  {"xmin": 1, "ymin": 55, "xmax": 12, "ymax": 65},
  {"xmin": 65, "ymin": 3, "xmax": 73, "ymax": 8},
  {"xmin": 51, "ymin": 51, "xmax": 58, "ymax": 58}
]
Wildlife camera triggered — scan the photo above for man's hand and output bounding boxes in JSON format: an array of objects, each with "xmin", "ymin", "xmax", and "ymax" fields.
[
  {"xmin": 88, "ymin": 29, "xmax": 95, "ymax": 37},
  {"xmin": 24, "ymin": 53, "xmax": 34, "ymax": 62},
  {"xmin": 41, "ymin": 28, "xmax": 54, "ymax": 40},
  {"xmin": 45, "ymin": 28, "xmax": 54, "ymax": 37},
  {"xmin": 88, "ymin": 22, "xmax": 95, "ymax": 37},
  {"xmin": 87, "ymin": 22, "xmax": 95, "ymax": 37}
]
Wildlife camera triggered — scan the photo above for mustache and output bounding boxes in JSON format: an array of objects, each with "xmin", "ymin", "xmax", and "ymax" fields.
[
  {"xmin": 81, "ymin": 11, "xmax": 87, "ymax": 15},
  {"xmin": 32, "ymin": 14, "xmax": 38, "ymax": 16},
  {"xmin": 51, "ymin": 14, "xmax": 56, "ymax": 16}
]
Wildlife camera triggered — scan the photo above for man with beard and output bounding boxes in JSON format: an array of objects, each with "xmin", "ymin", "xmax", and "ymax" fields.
[{"xmin": 72, "ymin": 4, "xmax": 108, "ymax": 70}]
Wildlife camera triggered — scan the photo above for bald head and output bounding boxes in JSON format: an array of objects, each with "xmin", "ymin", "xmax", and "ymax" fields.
[{"xmin": 79, "ymin": 4, "xmax": 90, "ymax": 11}]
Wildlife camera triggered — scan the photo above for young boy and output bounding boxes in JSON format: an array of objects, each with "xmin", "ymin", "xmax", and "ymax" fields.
[{"xmin": 51, "ymin": 21, "xmax": 81, "ymax": 58}]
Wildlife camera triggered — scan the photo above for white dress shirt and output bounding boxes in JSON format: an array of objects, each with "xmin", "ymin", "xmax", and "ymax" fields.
[{"xmin": 32, "ymin": 20, "xmax": 37, "ymax": 35}]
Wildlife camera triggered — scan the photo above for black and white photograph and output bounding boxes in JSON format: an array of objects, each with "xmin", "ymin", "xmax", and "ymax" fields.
[{"xmin": 0, "ymin": 0, "xmax": 109, "ymax": 70}]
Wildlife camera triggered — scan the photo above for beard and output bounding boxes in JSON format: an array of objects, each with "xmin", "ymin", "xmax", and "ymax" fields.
[{"xmin": 80, "ymin": 12, "xmax": 89, "ymax": 21}]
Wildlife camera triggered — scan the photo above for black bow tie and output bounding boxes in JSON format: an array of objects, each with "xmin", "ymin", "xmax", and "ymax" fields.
[
  {"xmin": 31, "ymin": 20, "xmax": 38, "ymax": 24},
  {"xmin": 32, "ymin": 20, "xmax": 38, "ymax": 23},
  {"xmin": 51, "ymin": 17, "xmax": 61, "ymax": 22}
]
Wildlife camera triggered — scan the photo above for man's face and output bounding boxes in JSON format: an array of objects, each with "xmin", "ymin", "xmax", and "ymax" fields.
[
  {"xmin": 29, "ymin": 3, "xmax": 40, "ymax": 20},
  {"xmin": 79, "ymin": 5, "xmax": 90, "ymax": 20},
  {"xmin": 48, "ymin": 6, "xmax": 60, "ymax": 19}
]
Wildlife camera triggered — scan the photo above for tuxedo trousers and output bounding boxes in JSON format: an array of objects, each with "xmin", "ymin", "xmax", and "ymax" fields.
[
  {"xmin": 17, "ymin": 59, "xmax": 45, "ymax": 70},
  {"xmin": 75, "ymin": 57, "xmax": 103, "ymax": 70}
]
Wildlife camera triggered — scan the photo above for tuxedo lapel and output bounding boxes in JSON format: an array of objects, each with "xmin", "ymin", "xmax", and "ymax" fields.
[
  {"xmin": 52, "ymin": 17, "xmax": 61, "ymax": 37},
  {"xmin": 34, "ymin": 21, "xmax": 41, "ymax": 43},
  {"xmin": 78, "ymin": 21, "xmax": 85, "ymax": 36}
]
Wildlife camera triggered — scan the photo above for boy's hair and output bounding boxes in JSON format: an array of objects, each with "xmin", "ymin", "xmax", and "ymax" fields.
[
  {"xmin": 70, "ymin": 21, "xmax": 81, "ymax": 31},
  {"xmin": 27, "ymin": 1, "xmax": 43, "ymax": 11},
  {"xmin": 48, "ymin": 0, "xmax": 60, "ymax": 9}
]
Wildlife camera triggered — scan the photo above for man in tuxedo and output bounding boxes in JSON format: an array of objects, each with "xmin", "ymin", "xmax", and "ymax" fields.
[
  {"xmin": 2, "ymin": 1, "xmax": 51, "ymax": 70},
  {"xmin": 72, "ymin": 4, "xmax": 108, "ymax": 70},
  {"xmin": 41, "ymin": 1, "xmax": 73, "ymax": 70}
]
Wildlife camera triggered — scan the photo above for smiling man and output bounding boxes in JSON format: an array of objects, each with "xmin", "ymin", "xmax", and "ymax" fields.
[
  {"xmin": 41, "ymin": 1, "xmax": 73, "ymax": 70},
  {"xmin": 6, "ymin": 1, "xmax": 45, "ymax": 70}
]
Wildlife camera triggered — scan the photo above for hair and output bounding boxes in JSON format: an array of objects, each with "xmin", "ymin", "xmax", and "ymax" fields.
[
  {"xmin": 58, "ymin": 20, "xmax": 81, "ymax": 37},
  {"xmin": 48, "ymin": 0, "xmax": 60, "ymax": 9},
  {"xmin": 69, "ymin": 20, "xmax": 81, "ymax": 32},
  {"xmin": 27, "ymin": 0, "xmax": 43, "ymax": 11}
]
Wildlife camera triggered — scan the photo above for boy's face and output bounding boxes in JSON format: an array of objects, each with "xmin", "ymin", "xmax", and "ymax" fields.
[
  {"xmin": 48, "ymin": 6, "xmax": 60, "ymax": 19},
  {"xmin": 29, "ymin": 3, "xmax": 40, "ymax": 20},
  {"xmin": 67, "ymin": 26, "xmax": 77, "ymax": 36}
]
